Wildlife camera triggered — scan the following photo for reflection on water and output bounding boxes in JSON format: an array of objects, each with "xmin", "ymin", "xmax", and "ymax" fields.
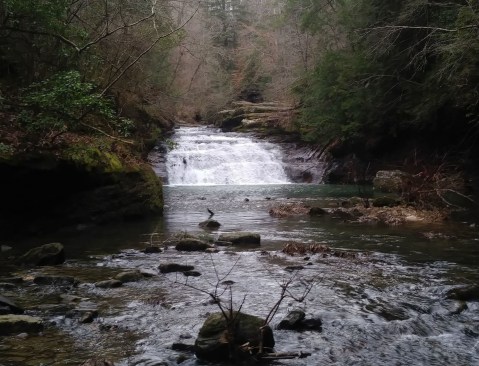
[{"xmin": 1, "ymin": 184, "xmax": 478, "ymax": 366}]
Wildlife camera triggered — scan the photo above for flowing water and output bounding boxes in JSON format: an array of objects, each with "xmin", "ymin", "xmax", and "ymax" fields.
[{"xmin": 1, "ymin": 127, "xmax": 479, "ymax": 366}]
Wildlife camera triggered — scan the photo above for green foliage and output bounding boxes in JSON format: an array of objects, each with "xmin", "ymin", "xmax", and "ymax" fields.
[
  {"xmin": 289, "ymin": 0, "xmax": 479, "ymax": 149},
  {"xmin": 19, "ymin": 71, "xmax": 132, "ymax": 137}
]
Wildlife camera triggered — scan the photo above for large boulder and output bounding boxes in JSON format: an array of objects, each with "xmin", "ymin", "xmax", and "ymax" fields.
[
  {"xmin": 0, "ymin": 314, "xmax": 43, "ymax": 335},
  {"xmin": 373, "ymin": 170, "xmax": 411, "ymax": 193},
  {"xmin": 446, "ymin": 285, "xmax": 479, "ymax": 302},
  {"xmin": 195, "ymin": 312, "xmax": 275, "ymax": 362},
  {"xmin": 175, "ymin": 239, "xmax": 211, "ymax": 252},
  {"xmin": 0, "ymin": 295, "xmax": 24, "ymax": 314},
  {"xmin": 217, "ymin": 232, "xmax": 261, "ymax": 246},
  {"xmin": 16, "ymin": 243, "xmax": 65, "ymax": 266}
]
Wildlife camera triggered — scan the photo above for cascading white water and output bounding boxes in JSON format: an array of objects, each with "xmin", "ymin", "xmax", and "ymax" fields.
[{"xmin": 166, "ymin": 127, "xmax": 290, "ymax": 185}]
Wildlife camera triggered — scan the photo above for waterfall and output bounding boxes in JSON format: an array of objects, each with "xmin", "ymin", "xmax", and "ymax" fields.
[{"xmin": 165, "ymin": 127, "xmax": 290, "ymax": 185}]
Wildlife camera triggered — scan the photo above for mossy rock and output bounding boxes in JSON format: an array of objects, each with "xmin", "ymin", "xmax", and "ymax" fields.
[
  {"xmin": 16, "ymin": 243, "xmax": 65, "ymax": 266},
  {"xmin": 0, "ymin": 315, "xmax": 43, "ymax": 335},
  {"xmin": 195, "ymin": 312, "xmax": 274, "ymax": 362}
]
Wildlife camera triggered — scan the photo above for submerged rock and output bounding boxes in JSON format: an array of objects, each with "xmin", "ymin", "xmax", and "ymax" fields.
[
  {"xmin": 199, "ymin": 219, "xmax": 221, "ymax": 230},
  {"xmin": 195, "ymin": 312, "xmax": 274, "ymax": 362},
  {"xmin": 159, "ymin": 263, "xmax": 195, "ymax": 274},
  {"xmin": 175, "ymin": 239, "xmax": 211, "ymax": 252},
  {"xmin": 115, "ymin": 270, "xmax": 144, "ymax": 283},
  {"xmin": 95, "ymin": 279, "xmax": 123, "ymax": 289},
  {"xmin": 0, "ymin": 295, "xmax": 24, "ymax": 314},
  {"xmin": 0, "ymin": 314, "xmax": 43, "ymax": 335},
  {"xmin": 33, "ymin": 275, "xmax": 77, "ymax": 286},
  {"xmin": 217, "ymin": 232, "xmax": 261, "ymax": 246},
  {"xmin": 16, "ymin": 243, "xmax": 65, "ymax": 266}
]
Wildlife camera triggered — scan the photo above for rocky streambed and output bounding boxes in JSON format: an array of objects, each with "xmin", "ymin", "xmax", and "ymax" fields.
[{"xmin": 1, "ymin": 225, "xmax": 479, "ymax": 366}]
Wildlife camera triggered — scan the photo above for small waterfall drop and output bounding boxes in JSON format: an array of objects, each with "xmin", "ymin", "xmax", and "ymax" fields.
[{"xmin": 165, "ymin": 127, "xmax": 290, "ymax": 185}]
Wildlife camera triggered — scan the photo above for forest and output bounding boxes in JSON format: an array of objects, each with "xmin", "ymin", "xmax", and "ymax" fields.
[{"xmin": 1, "ymin": 0, "xmax": 478, "ymax": 159}]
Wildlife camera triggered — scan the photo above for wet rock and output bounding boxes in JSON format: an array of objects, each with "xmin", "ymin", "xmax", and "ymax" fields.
[
  {"xmin": 0, "ymin": 315, "xmax": 43, "ymax": 335},
  {"xmin": 183, "ymin": 271, "xmax": 201, "ymax": 277},
  {"xmin": 0, "ymin": 295, "xmax": 24, "ymax": 314},
  {"xmin": 175, "ymin": 239, "xmax": 211, "ymax": 252},
  {"xmin": 16, "ymin": 242, "xmax": 65, "ymax": 266},
  {"xmin": 81, "ymin": 359, "xmax": 115, "ymax": 366},
  {"xmin": 328, "ymin": 208, "xmax": 358, "ymax": 221},
  {"xmin": 0, "ymin": 277, "xmax": 23, "ymax": 284},
  {"xmin": 142, "ymin": 246, "xmax": 162, "ymax": 254},
  {"xmin": 33, "ymin": 275, "xmax": 77, "ymax": 286},
  {"xmin": 115, "ymin": 270, "xmax": 144, "ymax": 283},
  {"xmin": 285, "ymin": 265, "xmax": 304, "ymax": 271},
  {"xmin": 1, "ymin": 245, "xmax": 12, "ymax": 252},
  {"xmin": 0, "ymin": 283, "xmax": 16, "ymax": 289},
  {"xmin": 172, "ymin": 343, "xmax": 195, "ymax": 352},
  {"xmin": 217, "ymin": 232, "xmax": 261, "ymax": 246},
  {"xmin": 309, "ymin": 207, "xmax": 327, "ymax": 216},
  {"xmin": 195, "ymin": 312, "xmax": 274, "ymax": 362},
  {"xmin": 277, "ymin": 310, "xmax": 305, "ymax": 330},
  {"xmin": 80, "ymin": 311, "xmax": 98, "ymax": 324},
  {"xmin": 199, "ymin": 219, "xmax": 221, "ymax": 230},
  {"xmin": 372, "ymin": 196, "xmax": 401, "ymax": 208},
  {"xmin": 159, "ymin": 263, "xmax": 195, "ymax": 274},
  {"xmin": 277, "ymin": 310, "xmax": 322, "ymax": 331},
  {"xmin": 269, "ymin": 203, "xmax": 310, "ymax": 218},
  {"xmin": 373, "ymin": 170, "xmax": 411, "ymax": 193},
  {"xmin": 446, "ymin": 285, "xmax": 479, "ymax": 302},
  {"xmin": 95, "ymin": 279, "xmax": 123, "ymax": 288}
]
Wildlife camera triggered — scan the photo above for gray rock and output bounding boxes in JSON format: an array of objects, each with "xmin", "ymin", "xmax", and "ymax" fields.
[
  {"xmin": 33, "ymin": 275, "xmax": 77, "ymax": 286},
  {"xmin": 446, "ymin": 285, "xmax": 479, "ymax": 302},
  {"xmin": 0, "ymin": 314, "xmax": 43, "ymax": 335},
  {"xmin": 159, "ymin": 263, "xmax": 194, "ymax": 274},
  {"xmin": 175, "ymin": 239, "xmax": 211, "ymax": 252},
  {"xmin": 115, "ymin": 270, "xmax": 143, "ymax": 283},
  {"xmin": 0, "ymin": 295, "xmax": 24, "ymax": 314},
  {"xmin": 373, "ymin": 170, "xmax": 411, "ymax": 193},
  {"xmin": 199, "ymin": 219, "xmax": 221, "ymax": 230},
  {"xmin": 217, "ymin": 232, "xmax": 261, "ymax": 246},
  {"xmin": 277, "ymin": 310, "xmax": 305, "ymax": 330},
  {"xmin": 16, "ymin": 243, "xmax": 65, "ymax": 266},
  {"xmin": 95, "ymin": 279, "xmax": 123, "ymax": 288},
  {"xmin": 80, "ymin": 311, "xmax": 98, "ymax": 324},
  {"xmin": 195, "ymin": 312, "xmax": 274, "ymax": 362}
]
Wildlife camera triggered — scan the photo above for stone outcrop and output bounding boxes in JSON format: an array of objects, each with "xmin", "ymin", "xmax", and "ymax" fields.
[
  {"xmin": 0, "ymin": 314, "xmax": 43, "ymax": 335},
  {"xmin": 16, "ymin": 243, "xmax": 65, "ymax": 266},
  {"xmin": 217, "ymin": 232, "xmax": 261, "ymax": 246},
  {"xmin": 195, "ymin": 312, "xmax": 274, "ymax": 362},
  {"xmin": 0, "ymin": 151, "xmax": 163, "ymax": 237}
]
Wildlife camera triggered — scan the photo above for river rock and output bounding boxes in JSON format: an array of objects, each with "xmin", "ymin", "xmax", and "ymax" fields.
[
  {"xmin": 446, "ymin": 285, "xmax": 479, "ymax": 302},
  {"xmin": 0, "ymin": 314, "xmax": 43, "ymax": 335},
  {"xmin": 16, "ymin": 242, "xmax": 65, "ymax": 266},
  {"xmin": 0, "ymin": 295, "xmax": 24, "ymax": 314},
  {"xmin": 195, "ymin": 312, "xmax": 275, "ymax": 362},
  {"xmin": 373, "ymin": 170, "xmax": 411, "ymax": 193},
  {"xmin": 199, "ymin": 219, "xmax": 221, "ymax": 230},
  {"xmin": 142, "ymin": 246, "xmax": 162, "ymax": 254},
  {"xmin": 33, "ymin": 275, "xmax": 77, "ymax": 286},
  {"xmin": 115, "ymin": 270, "xmax": 144, "ymax": 283},
  {"xmin": 95, "ymin": 279, "xmax": 123, "ymax": 288},
  {"xmin": 277, "ymin": 310, "xmax": 322, "ymax": 331},
  {"xmin": 159, "ymin": 263, "xmax": 195, "ymax": 274},
  {"xmin": 217, "ymin": 232, "xmax": 261, "ymax": 246},
  {"xmin": 0, "ymin": 283, "xmax": 16, "ymax": 290},
  {"xmin": 175, "ymin": 239, "xmax": 211, "ymax": 252},
  {"xmin": 309, "ymin": 207, "xmax": 327, "ymax": 216}
]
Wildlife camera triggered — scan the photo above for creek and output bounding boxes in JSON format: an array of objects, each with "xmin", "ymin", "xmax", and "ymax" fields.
[{"xmin": 0, "ymin": 127, "xmax": 478, "ymax": 366}]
